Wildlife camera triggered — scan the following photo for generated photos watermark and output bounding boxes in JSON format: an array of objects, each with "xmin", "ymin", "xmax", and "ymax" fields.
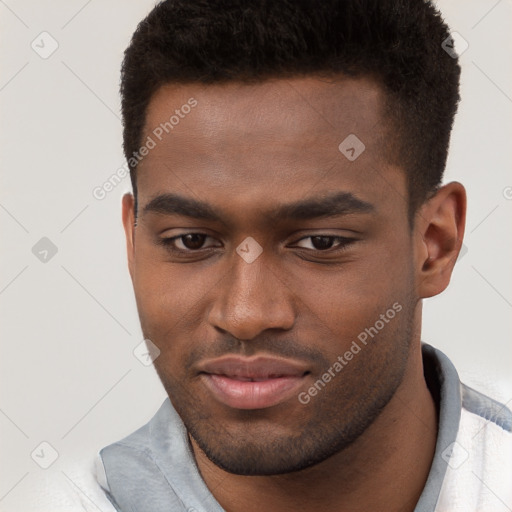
[
  {"xmin": 92, "ymin": 97, "xmax": 198, "ymax": 200},
  {"xmin": 298, "ymin": 302, "xmax": 403, "ymax": 404}
]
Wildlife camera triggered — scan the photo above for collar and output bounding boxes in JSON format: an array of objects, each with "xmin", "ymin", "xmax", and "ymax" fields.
[{"xmin": 414, "ymin": 343, "xmax": 462, "ymax": 512}]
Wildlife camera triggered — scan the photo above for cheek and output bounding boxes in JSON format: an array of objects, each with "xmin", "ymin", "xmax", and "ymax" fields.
[
  {"xmin": 135, "ymin": 273, "xmax": 201, "ymax": 322},
  {"xmin": 131, "ymin": 254, "xmax": 218, "ymax": 358},
  {"xmin": 292, "ymin": 248, "xmax": 412, "ymax": 349}
]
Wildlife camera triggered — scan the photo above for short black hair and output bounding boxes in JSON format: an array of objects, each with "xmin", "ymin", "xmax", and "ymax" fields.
[{"xmin": 121, "ymin": 0, "xmax": 461, "ymax": 219}]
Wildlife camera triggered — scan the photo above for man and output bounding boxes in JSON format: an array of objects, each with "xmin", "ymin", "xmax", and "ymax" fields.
[{"xmin": 77, "ymin": 0, "xmax": 512, "ymax": 511}]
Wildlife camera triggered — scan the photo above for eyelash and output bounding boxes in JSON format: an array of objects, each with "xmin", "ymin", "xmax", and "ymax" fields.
[{"xmin": 156, "ymin": 233, "xmax": 356, "ymax": 255}]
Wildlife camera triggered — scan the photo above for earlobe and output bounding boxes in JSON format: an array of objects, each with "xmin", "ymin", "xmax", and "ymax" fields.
[
  {"xmin": 121, "ymin": 193, "xmax": 136, "ymax": 280},
  {"xmin": 415, "ymin": 182, "xmax": 467, "ymax": 299}
]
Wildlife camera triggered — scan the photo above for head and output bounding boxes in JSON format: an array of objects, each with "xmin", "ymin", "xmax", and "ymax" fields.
[{"xmin": 120, "ymin": 0, "xmax": 466, "ymax": 475}]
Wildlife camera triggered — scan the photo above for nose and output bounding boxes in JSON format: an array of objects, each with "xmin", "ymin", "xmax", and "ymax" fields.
[{"xmin": 208, "ymin": 250, "xmax": 296, "ymax": 341}]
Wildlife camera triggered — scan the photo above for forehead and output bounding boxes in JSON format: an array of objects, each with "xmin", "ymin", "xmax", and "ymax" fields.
[{"xmin": 137, "ymin": 76, "xmax": 407, "ymax": 221}]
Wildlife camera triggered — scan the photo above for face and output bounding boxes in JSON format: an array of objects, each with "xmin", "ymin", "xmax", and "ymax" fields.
[{"xmin": 123, "ymin": 76, "xmax": 420, "ymax": 475}]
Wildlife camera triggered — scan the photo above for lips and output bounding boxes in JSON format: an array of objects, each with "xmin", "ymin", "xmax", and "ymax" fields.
[{"xmin": 198, "ymin": 356, "xmax": 309, "ymax": 410}]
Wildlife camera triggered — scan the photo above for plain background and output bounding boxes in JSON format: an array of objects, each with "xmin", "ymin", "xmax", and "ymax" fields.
[{"xmin": 1, "ymin": 1, "xmax": 511, "ymax": 510}]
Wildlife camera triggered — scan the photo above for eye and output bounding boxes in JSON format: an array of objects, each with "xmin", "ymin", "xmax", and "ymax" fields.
[
  {"xmin": 293, "ymin": 235, "xmax": 355, "ymax": 252},
  {"xmin": 157, "ymin": 233, "xmax": 355, "ymax": 256},
  {"xmin": 158, "ymin": 233, "xmax": 221, "ymax": 252}
]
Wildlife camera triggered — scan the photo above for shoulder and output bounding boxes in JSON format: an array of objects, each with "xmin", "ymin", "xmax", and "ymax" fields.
[
  {"xmin": 17, "ymin": 455, "xmax": 117, "ymax": 512},
  {"xmin": 60, "ymin": 455, "xmax": 118, "ymax": 512},
  {"xmin": 435, "ymin": 383, "xmax": 512, "ymax": 512},
  {"xmin": 461, "ymin": 383, "xmax": 512, "ymax": 431}
]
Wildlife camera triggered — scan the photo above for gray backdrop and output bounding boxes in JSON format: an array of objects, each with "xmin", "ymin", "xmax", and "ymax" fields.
[{"xmin": 1, "ymin": 0, "xmax": 511, "ymax": 510}]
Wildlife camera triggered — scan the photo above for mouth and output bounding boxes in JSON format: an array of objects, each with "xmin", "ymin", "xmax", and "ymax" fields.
[{"xmin": 198, "ymin": 356, "xmax": 310, "ymax": 410}]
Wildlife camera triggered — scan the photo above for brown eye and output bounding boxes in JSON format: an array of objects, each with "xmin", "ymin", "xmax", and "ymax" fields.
[
  {"xmin": 294, "ymin": 236, "xmax": 354, "ymax": 252},
  {"xmin": 179, "ymin": 233, "xmax": 207, "ymax": 250},
  {"xmin": 157, "ymin": 232, "xmax": 221, "ymax": 253},
  {"xmin": 310, "ymin": 236, "xmax": 336, "ymax": 250}
]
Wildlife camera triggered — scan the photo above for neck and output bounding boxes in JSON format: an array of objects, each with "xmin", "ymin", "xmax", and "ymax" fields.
[{"xmin": 190, "ymin": 342, "xmax": 438, "ymax": 512}]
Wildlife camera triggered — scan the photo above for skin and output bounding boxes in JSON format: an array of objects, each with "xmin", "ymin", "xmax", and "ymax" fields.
[{"xmin": 122, "ymin": 76, "xmax": 466, "ymax": 512}]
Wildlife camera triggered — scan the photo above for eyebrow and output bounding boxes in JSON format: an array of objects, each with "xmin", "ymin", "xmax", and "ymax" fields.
[{"xmin": 142, "ymin": 191, "xmax": 375, "ymax": 224}]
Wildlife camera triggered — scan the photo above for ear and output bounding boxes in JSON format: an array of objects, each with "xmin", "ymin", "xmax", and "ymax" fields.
[
  {"xmin": 414, "ymin": 182, "xmax": 467, "ymax": 299},
  {"xmin": 122, "ymin": 193, "xmax": 136, "ymax": 281}
]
